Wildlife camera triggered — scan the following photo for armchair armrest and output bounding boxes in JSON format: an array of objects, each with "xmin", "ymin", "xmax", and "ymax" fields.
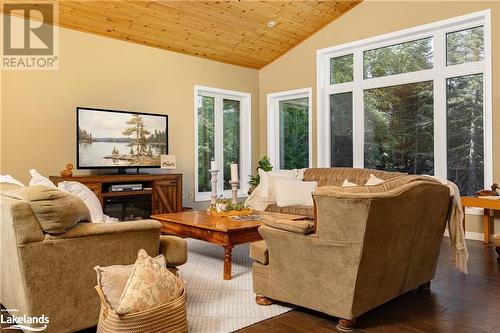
[
  {"xmin": 45, "ymin": 219, "xmax": 161, "ymax": 240},
  {"xmin": 159, "ymin": 235, "xmax": 187, "ymax": 266},
  {"xmin": 261, "ymin": 215, "xmax": 314, "ymax": 235}
]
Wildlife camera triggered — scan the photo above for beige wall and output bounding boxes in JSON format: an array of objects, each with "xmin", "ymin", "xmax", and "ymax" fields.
[
  {"xmin": 259, "ymin": 0, "xmax": 500, "ymax": 236},
  {"xmin": 0, "ymin": 18, "xmax": 259, "ymax": 209}
]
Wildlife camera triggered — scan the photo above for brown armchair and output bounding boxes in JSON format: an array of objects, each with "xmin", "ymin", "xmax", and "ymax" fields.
[
  {"xmin": 250, "ymin": 176, "xmax": 451, "ymax": 330},
  {"xmin": 0, "ymin": 184, "xmax": 187, "ymax": 333}
]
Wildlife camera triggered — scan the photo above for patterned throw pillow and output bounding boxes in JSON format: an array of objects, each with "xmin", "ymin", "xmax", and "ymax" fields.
[
  {"xmin": 115, "ymin": 249, "xmax": 184, "ymax": 315},
  {"xmin": 94, "ymin": 255, "xmax": 166, "ymax": 310}
]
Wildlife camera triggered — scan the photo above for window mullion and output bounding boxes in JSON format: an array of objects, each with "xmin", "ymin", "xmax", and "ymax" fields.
[
  {"xmin": 360, "ymin": 69, "xmax": 435, "ymax": 90},
  {"xmin": 352, "ymin": 49, "xmax": 364, "ymax": 168},
  {"xmin": 274, "ymin": 99, "xmax": 281, "ymax": 169},
  {"xmin": 214, "ymin": 96, "xmax": 224, "ymax": 194},
  {"xmin": 433, "ymin": 32, "xmax": 447, "ymax": 179},
  {"xmin": 443, "ymin": 61, "xmax": 484, "ymax": 79}
]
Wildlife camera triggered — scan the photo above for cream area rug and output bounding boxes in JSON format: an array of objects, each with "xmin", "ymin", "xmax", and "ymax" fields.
[{"xmin": 178, "ymin": 239, "xmax": 292, "ymax": 333}]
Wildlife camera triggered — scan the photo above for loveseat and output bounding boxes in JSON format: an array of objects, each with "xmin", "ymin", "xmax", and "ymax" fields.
[
  {"xmin": 264, "ymin": 167, "xmax": 403, "ymax": 218},
  {"xmin": 252, "ymin": 172, "xmax": 452, "ymax": 330},
  {"xmin": 0, "ymin": 184, "xmax": 187, "ymax": 333}
]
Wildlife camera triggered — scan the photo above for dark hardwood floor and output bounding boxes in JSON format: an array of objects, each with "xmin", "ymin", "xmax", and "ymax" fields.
[{"xmin": 238, "ymin": 239, "xmax": 500, "ymax": 333}]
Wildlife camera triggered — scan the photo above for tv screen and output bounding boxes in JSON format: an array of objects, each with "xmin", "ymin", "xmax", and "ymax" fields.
[{"xmin": 77, "ymin": 107, "xmax": 168, "ymax": 169}]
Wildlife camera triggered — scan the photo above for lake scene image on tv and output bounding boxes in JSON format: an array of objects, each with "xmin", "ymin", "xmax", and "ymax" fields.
[{"xmin": 78, "ymin": 109, "xmax": 167, "ymax": 167}]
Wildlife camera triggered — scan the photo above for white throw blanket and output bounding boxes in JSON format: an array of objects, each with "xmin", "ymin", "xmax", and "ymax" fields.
[{"xmin": 430, "ymin": 176, "xmax": 469, "ymax": 274}]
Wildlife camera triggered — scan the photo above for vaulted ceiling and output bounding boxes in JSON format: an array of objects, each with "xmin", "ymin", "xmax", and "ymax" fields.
[{"xmin": 4, "ymin": 1, "xmax": 361, "ymax": 69}]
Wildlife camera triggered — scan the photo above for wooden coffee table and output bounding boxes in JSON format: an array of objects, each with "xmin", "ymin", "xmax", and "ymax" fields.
[{"xmin": 151, "ymin": 210, "xmax": 306, "ymax": 280}]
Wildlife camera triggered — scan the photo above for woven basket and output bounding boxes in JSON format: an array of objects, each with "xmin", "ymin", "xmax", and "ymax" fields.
[{"xmin": 95, "ymin": 286, "xmax": 188, "ymax": 333}]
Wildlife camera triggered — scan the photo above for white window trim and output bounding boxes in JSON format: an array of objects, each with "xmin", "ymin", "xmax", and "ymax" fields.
[
  {"xmin": 194, "ymin": 85, "xmax": 251, "ymax": 202},
  {"xmin": 316, "ymin": 10, "xmax": 493, "ymax": 205},
  {"xmin": 267, "ymin": 88, "xmax": 313, "ymax": 169}
]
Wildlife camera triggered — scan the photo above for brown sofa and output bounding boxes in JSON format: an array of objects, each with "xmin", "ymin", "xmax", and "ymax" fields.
[
  {"xmin": 0, "ymin": 184, "xmax": 188, "ymax": 333},
  {"xmin": 265, "ymin": 168, "xmax": 403, "ymax": 218},
  {"xmin": 251, "ymin": 172, "xmax": 452, "ymax": 330}
]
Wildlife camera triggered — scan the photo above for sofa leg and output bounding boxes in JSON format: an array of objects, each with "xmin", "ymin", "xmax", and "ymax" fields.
[
  {"xmin": 418, "ymin": 281, "xmax": 431, "ymax": 294},
  {"xmin": 337, "ymin": 318, "xmax": 355, "ymax": 332},
  {"xmin": 255, "ymin": 295, "xmax": 273, "ymax": 306}
]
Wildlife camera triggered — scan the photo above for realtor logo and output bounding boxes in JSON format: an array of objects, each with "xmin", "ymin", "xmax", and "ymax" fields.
[
  {"xmin": 1, "ymin": 308, "xmax": 49, "ymax": 331},
  {"xmin": 2, "ymin": 2, "xmax": 59, "ymax": 69}
]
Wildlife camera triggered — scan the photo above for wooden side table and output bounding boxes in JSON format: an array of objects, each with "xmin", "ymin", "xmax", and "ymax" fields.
[{"xmin": 461, "ymin": 196, "xmax": 500, "ymax": 244}]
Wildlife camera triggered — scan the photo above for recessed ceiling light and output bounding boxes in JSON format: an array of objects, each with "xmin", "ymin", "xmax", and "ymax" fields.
[{"xmin": 267, "ymin": 20, "xmax": 277, "ymax": 28}]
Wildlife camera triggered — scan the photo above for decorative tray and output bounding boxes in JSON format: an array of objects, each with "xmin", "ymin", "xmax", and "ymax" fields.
[{"xmin": 207, "ymin": 208, "xmax": 253, "ymax": 217}]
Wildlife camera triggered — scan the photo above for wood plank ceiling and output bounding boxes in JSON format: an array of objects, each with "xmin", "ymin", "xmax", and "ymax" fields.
[{"xmin": 4, "ymin": 1, "xmax": 361, "ymax": 69}]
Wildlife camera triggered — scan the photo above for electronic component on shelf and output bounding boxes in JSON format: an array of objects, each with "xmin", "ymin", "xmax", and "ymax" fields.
[{"xmin": 110, "ymin": 184, "xmax": 143, "ymax": 192}]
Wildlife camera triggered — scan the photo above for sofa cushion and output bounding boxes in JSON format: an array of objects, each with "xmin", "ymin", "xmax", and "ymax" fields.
[
  {"xmin": 250, "ymin": 240, "xmax": 269, "ymax": 265},
  {"xmin": 115, "ymin": 249, "xmax": 184, "ymax": 315},
  {"xmin": 261, "ymin": 215, "xmax": 315, "ymax": 235},
  {"xmin": 1, "ymin": 184, "xmax": 91, "ymax": 234},
  {"xmin": 94, "ymin": 254, "xmax": 166, "ymax": 310},
  {"xmin": 265, "ymin": 203, "xmax": 314, "ymax": 219}
]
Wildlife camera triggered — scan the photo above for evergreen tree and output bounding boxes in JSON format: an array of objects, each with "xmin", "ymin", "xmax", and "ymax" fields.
[{"xmin": 122, "ymin": 115, "xmax": 150, "ymax": 156}]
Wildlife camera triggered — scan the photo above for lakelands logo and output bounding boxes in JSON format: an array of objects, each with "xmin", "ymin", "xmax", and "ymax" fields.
[
  {"xmin": 1, "ymin": 309, "xmax": 49, "ymax": 331},
  {"xmin": 2, "ymin": 2, "xmax": 59, "ymax": 70}
]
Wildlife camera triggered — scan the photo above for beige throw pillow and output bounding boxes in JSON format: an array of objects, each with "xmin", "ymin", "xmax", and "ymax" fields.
[
  {"xmin": 342, "ymin": 179, "xmax": 358, "ymax": 187},
  {"xmin": 58, "ymin": 181, "xmax": 117, "ymax": 223},
  {"xmin": 1, "ymin": 184, "xmax": 90, "ymax": 234},
  {"xmin": 365, "ymin": 174, "xmax": 385, "ymax": 186},
  {"xmin": 115, "ymin": 249, "xmax": 184, "ymax": 315},
  {"xmin": 275, "ymin": 179, "xmax": 317, "ymax": 207},
  {"xmin": 94, "ymin": 255, "xmax": 166, "ymax": 310},
  {"xmin": 0, "ymin": 175, "xmax": 25, "ymax": 186},
  {"xmin": 28, "ymin": 169, "xmax": 57, "ymax": 188},
  {"xmin": 258, "ymin": 169, "xmax": 298, "ymax": 199}
]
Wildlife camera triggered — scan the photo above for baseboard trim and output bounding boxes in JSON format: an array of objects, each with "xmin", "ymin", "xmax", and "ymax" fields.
[{"xmin": 443, "ymin": 230, "xmax": 496, "ymax": 241}]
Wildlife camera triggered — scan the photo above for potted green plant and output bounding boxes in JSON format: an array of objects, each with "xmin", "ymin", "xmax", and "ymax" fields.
[{"xmin": 248, "ymin": 156, "xmax": 273, "ymax": 194}]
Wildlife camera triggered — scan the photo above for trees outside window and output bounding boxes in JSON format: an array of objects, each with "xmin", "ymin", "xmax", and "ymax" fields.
[
  {"xmin": 267, "ymin": 88, "xmax": 312, "ymax": 170},
  {"xmin": 317, "ymin": 11, "xmax": 491, "ymax": 196}
]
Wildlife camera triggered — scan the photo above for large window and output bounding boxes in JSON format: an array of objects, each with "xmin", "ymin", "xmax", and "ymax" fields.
[
  {"xmin": 317, "ymin": 10, "xmax": 492, "ymax": 195},
  {"xmin": 194, "ymin": 86, "xmax": 251, "ymax": 201},
  {"xmin": 267, "ymin": 88, "xmax": 312, "ymax": 169}
]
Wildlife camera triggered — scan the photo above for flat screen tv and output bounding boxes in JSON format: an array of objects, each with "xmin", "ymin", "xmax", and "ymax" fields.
[{"xmin": 77, "ymin": 107, "xmax": 168, "ymax": 170}]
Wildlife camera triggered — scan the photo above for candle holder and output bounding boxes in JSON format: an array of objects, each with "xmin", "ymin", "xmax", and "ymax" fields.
[
  {"xmin": 229, "ymin": 180, "xmax": 239, "ymax": 205},
  {"xmin": 209, "ymin": 169, "xmax": 219, "ymax": 205}
]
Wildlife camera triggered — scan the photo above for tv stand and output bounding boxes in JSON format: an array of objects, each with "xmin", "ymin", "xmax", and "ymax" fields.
[{"xmin": 50, "ymin": 173, "xmax": 183, "ymax": 216}]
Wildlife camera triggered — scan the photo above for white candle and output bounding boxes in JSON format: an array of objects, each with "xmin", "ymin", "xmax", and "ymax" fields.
[
  {"xmin": 230, "ymin": 163, "xmax": 238, "ymax": 182},
  {"xmin": 210, "ymin": 160, "xmax": 217, "ymax": 170}
]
